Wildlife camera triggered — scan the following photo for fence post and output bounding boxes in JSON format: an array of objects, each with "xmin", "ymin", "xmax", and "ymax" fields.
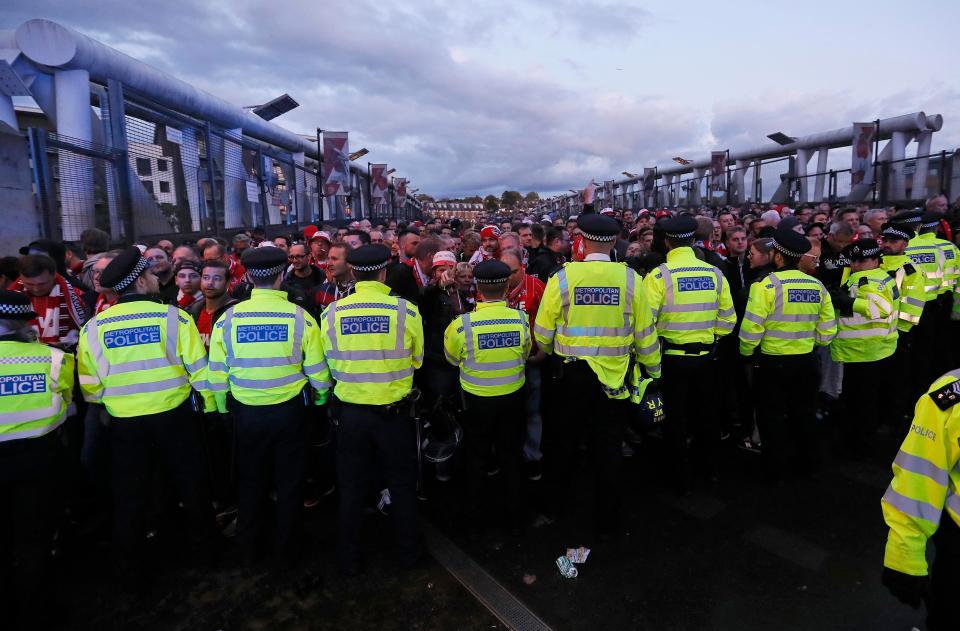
[
  {"xmin": 203, "ymin": 123, "xmax": 220, "ymax": 236},
  {"xmin": 106, "ymin": 79, "xmax": 135, "ymax": 240},
  {"xmin": 27, "ymin": 128, "xmax": 56, "ymax": 239},
  {"xmin": 255, "ymin": 147, "xmax": 269, "ymax": 227}
]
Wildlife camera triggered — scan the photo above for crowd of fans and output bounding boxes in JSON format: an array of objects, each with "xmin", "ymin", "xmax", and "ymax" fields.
[{"xmin": 2, "ymin": 191, "xmax": 958, "ymax": 606}]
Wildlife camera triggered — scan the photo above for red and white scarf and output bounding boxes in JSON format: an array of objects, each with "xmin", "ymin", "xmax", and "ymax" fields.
[{"xmin": 12, "ymin": 274, "xmax": 86, "ymax": 345}]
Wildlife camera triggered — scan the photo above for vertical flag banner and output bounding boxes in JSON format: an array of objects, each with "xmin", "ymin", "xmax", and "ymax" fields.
[
  {"xmin": 642, "ymin": 167, "xmax": 656, "ymax": 203},
  {"xmin": 851, "ymin": 122, "xmax": 876, "ymax": 186},
  {"xmin": 371, "ymin": 163, "xmax": 387, "ymax": 215},
  {"xmin": 710, "ymin": 151, "xmax": 727, "ymax": 192},
  {"xmin": 394, "ymin": 178, "xmax": 407, "ymax": 207},
  {"xmin": 604, "ymin": 180, "xmax": 615, "ymax": 205},
  {"xmin": 322, "ymin": 131, "xmax": 351, "ymax": 197}
]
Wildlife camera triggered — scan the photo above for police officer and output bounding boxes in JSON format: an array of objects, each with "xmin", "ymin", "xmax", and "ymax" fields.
[
  {"xmin": 207, "ymin": 247, "xmax": 331, "ymax": 563},
  {"xmin": 534, "ymin": 214, "xmax": 661, "ymax": 537},
  {"xmin": 897, "ymin": 210, "xmax": 947, "ymax": 395},
  {"xmin": 881, "ymin": 369, "xmax": 960, "ymax": 631},
  {"xmin": 0, "ymin": 291, "xmax": 74, "ymax": 630},
  {"xmin": 643, "ymin": 214, "xmax": 736, "ymax": 492},
  {"xmin": 916, "ymin": 209, "xmax": 960, "ymax": 371},
  {"xmin": 829, "ymin": 239, "xmax": 900, "ymax": 455},
  {"xmin": 318, "ymin": 244, "xmax": 424, "ymax": 573},
  {"xmin": 879, "ymin": 221, "xmax": 929, "ymax": 426},
  {"xmin": 77, "ymin": 247, "xmax": 216, "ymax": 580},
  {"xmin": 443, "ymin": 260, "xmax": 531, "ymax": 531},
  {"xmin": 739, "ymin": 225, "xmax": 837, "ymax": 478}
]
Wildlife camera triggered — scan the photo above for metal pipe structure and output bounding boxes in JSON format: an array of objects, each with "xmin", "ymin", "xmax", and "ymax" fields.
[{"xmin": 15, "ymin": 19, "xmax": 321, "ymax": 159}]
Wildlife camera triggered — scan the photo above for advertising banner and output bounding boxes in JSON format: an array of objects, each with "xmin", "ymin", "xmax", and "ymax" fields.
[{"xmin": 322, "ymin": 131, "xmax": 350, "ymax": 197}]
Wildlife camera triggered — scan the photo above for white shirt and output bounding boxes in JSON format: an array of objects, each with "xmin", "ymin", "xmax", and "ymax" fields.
[{"xmin": 584, "ymin": 253, "xmax": 612, "ymax": 262}]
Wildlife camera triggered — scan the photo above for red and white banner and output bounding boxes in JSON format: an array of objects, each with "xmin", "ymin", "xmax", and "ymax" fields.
[
  {"xmin": 642, "ymin": 167, "xmax": 656, "ymax": 201},
  {"xmin": 322, "ymin": 131, "xmax": 350, "ymax": 197},
  {"xmin": 371, "ymin": 164, "xmax": 388, "ymax": 201},
  {"xmin": 710, "ymin": 151, "xmax": 727, "ymax": 192},
  {"xmin": 851, "ymin": 122, "xmax": 875, "ymax": 186},
  {"xmin": 394, "ymin": 178, "xmax": 407, "ymax": 207}
]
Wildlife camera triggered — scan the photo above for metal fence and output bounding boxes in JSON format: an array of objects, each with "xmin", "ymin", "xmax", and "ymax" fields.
[{"xmin": 23, "ymin": 80, "xmax": 423, "ymax": 244}]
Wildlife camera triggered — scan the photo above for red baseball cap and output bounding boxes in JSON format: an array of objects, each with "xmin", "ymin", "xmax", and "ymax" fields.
[{"xmin": 480, "ymin": 225, "xmax": 502, "ymax": 240}]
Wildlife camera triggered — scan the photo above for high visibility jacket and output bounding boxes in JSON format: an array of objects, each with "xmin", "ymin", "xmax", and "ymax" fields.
[
  {"xmin": 0, "ymin": 340, "xmax": 74, "ymax": 443},
  {"xmin": 880, "ymin": 255, "xmax": 926, "ymax": 332},
  {"xmin": 882, "ymin": 369, "xmax": 960, "ymax": 576},
  {"xmin": 207, "ymin": 289, "xmax": 331, "ymax": 413},
  {"xmin": 739, "ymin": 268, "xmax": 837, "ymax": 356},
  {"xmin": 77, "ymin": 296, "xmax": 213, "ymax": 418},
  {"xmin": 830, "ymin": 267, "xmax": 899, "ymax": 363},
  {"xmin": 926, "ymin": 233, "xmax": 959, "ymax": 294},
  {"xmin": 643, "ymin": 247, "xmax": 736, "ymax": 356},
  {"xmin": 319, "ymin": 280, "xmax": 424, "ymax": 405},
  {"xmin": 443, "ymin": 300, "xmax": 531, "ymax": 397},
  {"xmin": 905, "ymin": 233, "xmax": 947, "ymax": 302},
  {"xmin": 534, "ymin": 257, "xmax": 661, "ymax": 396}
]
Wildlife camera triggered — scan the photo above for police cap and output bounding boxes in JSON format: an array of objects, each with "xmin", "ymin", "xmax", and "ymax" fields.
[
  {"xmin": 473, "ymin": 259, "xmax": 511, "ymax": 284},
  {"xmin": 889, "ymin": 209, "xmax": 923, "ymax": 226},
  {"xmin": 346, "ymin": 244, "xmax": 392, "ymax": 272},
  {"xmin": 0, "ymin": 289, "xmax": 36, "ymax": 320},
  {"xmin": 846, "ymin": 238, "xmax": 881, "ymax": 261},
  {"xmin": 879, "ymin": 222, "xmax": 914, "ymax": 241},
  {"xmin": 577, "ymin": 214, "xmax": 619, "ymax": 242},
  {"xmin": 100, "ymin": 246, "xmax": 150, "ymax": 293},
  {"xmin": 658, "ymin": 214, "xmax": 698, "ymax": 239},
  {"xmin": 241, "ymin": 246, "xmax": 288, "ymax": 278},
  {"xmin": 772, "ymin": 224, "xmax": 811, "ymax": 258},
  {"xmin": 920, "ymin": 209, "xmax": 945, "ymax": 230}
]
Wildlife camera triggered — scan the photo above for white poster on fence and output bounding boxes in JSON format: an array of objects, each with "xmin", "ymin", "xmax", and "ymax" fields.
[
  {"xmin": 851, "ymin": 122, "xmax": 875, "ymax": 186},
  {"xmin": 245, "ymin": 180, "xmax": 260, "ymax": 203}
]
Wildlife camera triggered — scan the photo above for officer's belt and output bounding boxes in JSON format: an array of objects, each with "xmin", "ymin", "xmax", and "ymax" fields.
[
  {"xmin": 341, "ymin": 391, "xmax": 417, "ymax": 415},
  {"xmin": 659, "ymin": 338, "xmax": 713, "ymax": 355}
]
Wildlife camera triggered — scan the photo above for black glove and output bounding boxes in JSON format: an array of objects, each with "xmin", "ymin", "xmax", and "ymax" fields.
[
  {"xmin": 881, "ymin": 567, "xmax": 927, "ymax": 610},
  {"xmin": 829, "ymin": 287, "xmax": 855, "ymax": 317}
]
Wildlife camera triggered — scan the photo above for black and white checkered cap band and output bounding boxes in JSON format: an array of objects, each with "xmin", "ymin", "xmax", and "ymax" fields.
[
  {"xmin": 580, "ymin": 231, "xmax": 616, "ymax": 242},
  {"xmin": 350, "ymin": 261, "xmax": 389, "ymax": 272},
  {"xmin": 897, "ymin": 216, "xmax": 923, "ymax": 224},
  {"xmin": 111, "ymin": 256, "xmax": 150, "ymax": 292},
  {"xmin": 772, "ymin": 240, "xmax": 802, "ymax": 258},
  {"xmin": 247, "ymin": 262, "xmax": 288, "ymax": 277},
  {"xmin": 475, "ymin": 276, "xmax": 509, "ymax": 284},
  {"xmin": 857, "ymin": 247, "xmax": 881, "ymax": 258},
  {"xmin": 921, "ymin": 220, "xmax": 940, "ymax": 229},
  {"xmin": 0, "ymin": 302, "xmax": 34, "ymax": 316},
  {"xmin": 665, "ymin": 230, "xmax": 695, "ymax": 239},
  {"xmin": 882, "ymin": 226, "xmax": 911, "ymax": 240}
]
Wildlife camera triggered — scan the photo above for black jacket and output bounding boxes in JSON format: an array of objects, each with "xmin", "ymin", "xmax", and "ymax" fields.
[
  {"xmin": 385, "ymin": 263, "xmax": 421, "ymax": 305},
  {"xmin": 526, "ymin": 246, "xmax": 564, "ymax": 283}
]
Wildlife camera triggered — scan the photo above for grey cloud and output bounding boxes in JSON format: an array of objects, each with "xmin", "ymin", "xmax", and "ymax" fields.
[{"xmin": 4, "ymin": 0, "xmax": 690, "ymax": 197}]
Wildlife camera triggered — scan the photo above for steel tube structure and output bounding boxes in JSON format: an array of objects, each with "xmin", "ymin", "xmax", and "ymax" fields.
[{"xmin": 15, "ymin": 19, "xmax": 321, "ymax": 159}]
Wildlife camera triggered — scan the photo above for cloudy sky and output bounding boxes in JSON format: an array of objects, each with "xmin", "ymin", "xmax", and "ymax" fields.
[{"xmin": 5, "ymin": 0, "xmax": 959, "ymax": 198}]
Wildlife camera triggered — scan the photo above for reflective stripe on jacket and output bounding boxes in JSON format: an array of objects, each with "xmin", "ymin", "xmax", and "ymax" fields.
[
  {"xmin": 882, "ymin": 369, "xmax": 960, "ymax": 576},
  {"xmin": 77, "ymin": 298, "xmax": 212, "ymax": 418},
  {"xmin": 443, "ymin": 301, "xmax": 531, "ymax": 397},
  {"xmin": 534, "ymin": 259, "xmax": 661, "ymax": 394},
  {"xmin": 207, "ymin": 288, "xmax": 330, "ymax": 412},
  {"xmin": 319, "ymin": 280, "xmax": 424, "ymax": 405},
  {"xmin": 830, "ymin": 267, "xmax": 899, "ymax": 363},
  {"xmin": 643, "ymin": 247, "xmax": 736, "ymax": 355},
  {"xmin": 739, "ymin": 268, "xmax": 837, "ymax": 356},
  {"xmin": 880, "ymin": 255, "xmax": 927, "ymax": 332},
  {"xmin": 0, "ymin": 341, "xmax": 74, "ymax": 442}
]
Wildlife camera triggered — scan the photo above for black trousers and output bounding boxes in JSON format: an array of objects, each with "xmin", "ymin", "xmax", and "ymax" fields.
[
  {"xmin": 661, "ymin": 352, "xmax": 719, "ymax": 488},
  {"xmin": 839, "ymin": 356, "xmax": 893, "ymax": 456},
  {"xmin": 911, "ymin": 301, "xmax": 945, "ymax": 400},
  {"xmin": 110, "ymin": 400, "xmax": 214, "ymax": 572},
  {"xmin": 541, "ymin": 360, "xmax": 628, "ymax": 535},
  {"xmin": 461, "ymin": 389, "xmax": 525, "ymax": 529},
  {"xmin": 0, "ymin": 431, "xmax": 61, "ymax": 631},
  {"xmin": 928, "ymin": 516, "xmax": 960, "ymax": 631},
  {"xmin": 335, "ymin": 401, "xmax": 420, "ymax": 569},
  {"xmin": 754, "ymin": 352, "xmax": 819, "ymax": 478},
  {"xmin": 231, "ymin": 395, "xmax": 306, "ymax": 560}
]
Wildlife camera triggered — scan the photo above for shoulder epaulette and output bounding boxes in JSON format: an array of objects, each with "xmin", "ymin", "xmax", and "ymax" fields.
[
  {"xmin": 903, "ymin": 263, "xmax": 916, "ymax": 276},
  {"xmin": 929, "ymin": 379, "xmax": 960, "ymax": 411}
]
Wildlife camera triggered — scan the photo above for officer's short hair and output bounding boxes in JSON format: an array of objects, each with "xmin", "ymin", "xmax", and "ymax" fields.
[
  {"xmin": 545, "ymin": 227, "xmax": 563, "ymax": 245},
  {"xmin": 476, "ymin": 280, "xmax": 507, "ymax": 300}
]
